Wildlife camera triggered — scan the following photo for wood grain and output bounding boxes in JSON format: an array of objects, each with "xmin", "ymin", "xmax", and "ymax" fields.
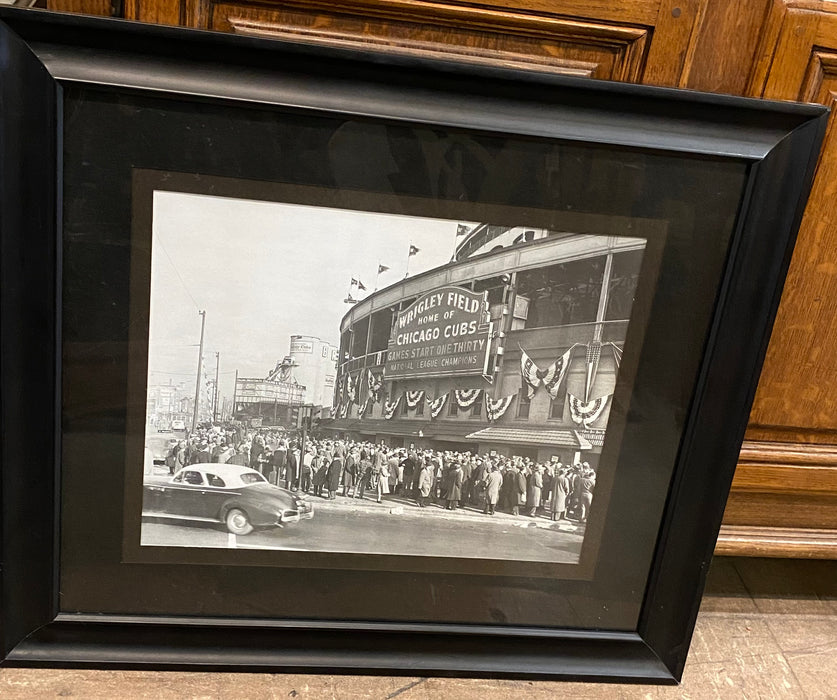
[
  {"xmin": 212, "ymin": 2, "xmax": 649, "ymax": 79},
  {"xmin": 46, "ymin": 0, "xmax": 112, "ymax": 15},
  {"xmin": 681, "ymin": 0, "xmax": 772, "ymax": 94},
  {"xmin": 723, "ymin": 441, "xmax": 837, "ymax": 533},
  {"xmin": 716, "ymin": 525, "xmax": 837, "ymax": 557},
  {"xmin": 746, "ymin": 3, "xmax": 837, "ymax": 439}
]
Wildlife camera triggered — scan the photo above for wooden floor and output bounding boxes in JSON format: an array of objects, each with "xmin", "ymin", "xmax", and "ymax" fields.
[{"xmin": 2, "ymin": 557, "xmax": 835, "ymax": 698}]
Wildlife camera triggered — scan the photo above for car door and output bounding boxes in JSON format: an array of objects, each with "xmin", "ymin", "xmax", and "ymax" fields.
[
  {"xmin": 164, "ymin": 469, "xmax": 210, "ymax": 519},
  {"xmin": 198, "ymin": 472, "xmax": 238, "ymax": 520}
]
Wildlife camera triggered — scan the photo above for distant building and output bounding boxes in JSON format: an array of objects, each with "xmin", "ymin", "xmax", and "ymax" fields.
[
  {"xmin": 287, "ymin": 335, "xmax": 338, "ymax": 410},
  {"xmin": 233, "ymin": 376, "xmax": 305, "ymax": 427},
  {"xmin": 146, "ymin": 380, "xmax": 191, "ymax": 430}
]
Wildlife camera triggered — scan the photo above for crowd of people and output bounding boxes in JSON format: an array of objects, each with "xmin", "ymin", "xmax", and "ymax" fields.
[{"xmin": 162, "ymin": 424, "xmax": 597, "ymax": 523}]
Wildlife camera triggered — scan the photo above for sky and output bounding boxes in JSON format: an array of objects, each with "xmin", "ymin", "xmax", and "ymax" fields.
[{"xmin": 147, "ymin": 191, "xmax": 474, "ymax": 403}]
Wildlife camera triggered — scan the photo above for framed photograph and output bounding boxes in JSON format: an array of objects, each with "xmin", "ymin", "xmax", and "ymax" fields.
[{"xmin": 0, "ymin": 8, "xmax": 826, "ymax": 682}]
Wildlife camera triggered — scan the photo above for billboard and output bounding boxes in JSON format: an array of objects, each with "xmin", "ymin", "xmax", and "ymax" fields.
[
  {"xmin": 385, "ymin": 286, "xmax": 492, "ymax": 380},
  {"xmin": 234, "ymin": 378, "xmax": 305, "ymax": 405}
]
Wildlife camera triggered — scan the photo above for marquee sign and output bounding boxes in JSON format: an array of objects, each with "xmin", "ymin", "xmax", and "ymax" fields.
[
  {"xmin": 234, "ymin": 378, "xmax": 305, "ymax": 404},
  {"xmin": 385, "ymin": 286, "xmax": 492, "ymax": 380}
]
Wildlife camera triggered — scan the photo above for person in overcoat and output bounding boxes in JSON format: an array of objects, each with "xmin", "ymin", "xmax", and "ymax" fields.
[
  {"xmin": 579, "ymin": 465, "xmax": 596, "ymax": 522},
  {"xmin": 326, "ymin": 454, "xmax": 342, "ymax": 499},
  {"xmin": 285, "ymin": 444, "xmax": 298, "ymax": 491},
  {"xmin": 513, "ymin": 466, "xmax": 527, "ymax": 516},
  {"xmin": 550, "ymin": 465, "xmax": 571, "ymax": 520},
  {"xmin": 342, "ymin": 449, "xmax": 357, "ymax": 497},
  {"xmin": 355, "ymin": 455, "xmax": 372, "ymax": 500},
  {"xmin": 528, "ymin": 465, "xmax": 545, "ymax": 516},
  {"xmin": 376, "ymin": 457, "xmax": 390, "ymax": 503},
  {"xmin": 417, "ymin": 461, "xmax": 433, "ymax": 507},
  {"xmin": 482, "ymin": 465, "xmax": 503, "ymax": 515},
  {"xmin": 442, "ymin": 463, "xmax": 464, "ymax": 510},
  {"xmin": 500, "ymin": 465, "xmax": 516, "ymax": 512}
]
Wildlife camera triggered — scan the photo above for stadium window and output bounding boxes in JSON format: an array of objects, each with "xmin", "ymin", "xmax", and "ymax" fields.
[
  {"xmin": 351, "ymin": 316, "xmax": 370, "ymax": 357},
  {"xmin": 517, "ymin": 389, "xmax": 530, "ymax": 419},
  {"xmin": 400, "ymin": 397, "xmax": 409, "ymax": 415},
  {"xmin": 416, "ymin": 398, "xmax": 424, "ymax": 416},
  {"xmin": 517, "ymin": 255, "xmax": 606, "ymax": 328},
  {"xmin": 448, "ymin": 400, "xmax": 459, "ymax": 417},
  {"xmin": 549, "ymin": 396, "xmax": 564, "ymax": 420},
  {"xmin": 368, "ymin": 307, "xmax": 394, "ymax": 353},
  {"xmin": 471, "ymin": 400, "xmax": 482, "ymax": 418}
]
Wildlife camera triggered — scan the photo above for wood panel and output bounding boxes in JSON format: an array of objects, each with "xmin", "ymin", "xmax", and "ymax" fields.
[
  {"xmin": 120, "ymin": 0, "xmax": 705, "ymax": 86},
  {"xmin": 212, "ymin": 1, "xmax": 647, "ymax": 79},
  {"xmin": 46, "ymin": 0, "xmax": 112, "ymax": 15},
  {"xmin": 746, "ymin": 2, "xmax": 837, "ymax": 436}
]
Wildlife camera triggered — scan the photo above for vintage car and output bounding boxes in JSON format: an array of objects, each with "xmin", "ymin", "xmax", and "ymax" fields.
[
  {"xmin": 144, "ymin": 435, "xmax": 178, "ymax": 466},
  {"xmin": 142, "ymin": 463, "xmax": 313, "ymax": 535}
]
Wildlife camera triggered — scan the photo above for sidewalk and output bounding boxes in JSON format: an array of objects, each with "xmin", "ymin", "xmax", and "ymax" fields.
[{"xmin": 299, "ymin": 491, "xmax": 586, "ymax": 533}]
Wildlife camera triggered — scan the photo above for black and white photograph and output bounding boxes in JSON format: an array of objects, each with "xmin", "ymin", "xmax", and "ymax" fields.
[{"xmin": 138, "ymin": 182, "xmax": 647, "ymax": 566}]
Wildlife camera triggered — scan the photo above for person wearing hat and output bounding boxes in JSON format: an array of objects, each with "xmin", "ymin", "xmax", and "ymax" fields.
[
  {"xmin": 441, "ymin": 459, "xmax": 464, "ymax": 510},
  {"xmin": 483, "ymin": 464, "xmax": 503, "ymax": 515},
  {"xmin": 326, "ymin": 448, "xmax": 343, "ymax": 500},
  {"xmin": 527, "ymin": 464, "xmax": 544, "ymax": 517},
  {"xmin": 342, "ymin": 447, "xmax": 358, "ymax": 497},
  {"xmin": 416, "ymin": 457, "xmax": 433, "ymax": 507},
  {"xmin": 190, "ymin": 441, "xmax": 211, "ymax": 465},
  {"xmin": 512, "ymin": 464, "xmax": 527, "ymax": 516},
  {"xmin": 550, "ymin": 464, "xmax": 571, "ymax": 521}
]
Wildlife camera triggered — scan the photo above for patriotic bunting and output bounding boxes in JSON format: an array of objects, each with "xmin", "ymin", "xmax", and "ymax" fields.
[
  {"xmin": 520, "ymin": 347, "xmax": 542, "ymax": 400},
  {"xmin": 568, "ymin": 392, "xmax": 610, "ymax": 428},
  {"xmin": 485, "ymin": 393, "xmax": 515, "ymax": 421},
  {"xmin": 383, "ymin": 395, "xmax": 401, "ymax": 420},
  {"xmin": 454, "ymin": 388, "xmax": 482, "ymax": 409},
  {"xmin": 405, "ymin": 390, "xmax": 425, "ymax": 409},
  {"xmin": 520, "ymin": 345, "xmax": 574, "ymax": 399},
  {"xmin": 347, "ymin": 372, "xmax": 357, "ymax": 404},
  {"xmin": 339, "ymin": 401, "xmax": 350, "ymax": 419},
  {"xmin": 544, "ymin": 348, "xmax": 573, "ymax": 399},
  {"xmin": 367, "ymin": 369, "xmax": 383, "ymax": 403},
  {"xmin": 358, "ymin": 397, "xmax": 371, "ymax": 418},
  {"xmin": 584, "ymin": 341, "xmax": 602, "ymax": 402},
  {"xmin": 428, "ymin": 393, "xmax": 449, "ymax": 419}
]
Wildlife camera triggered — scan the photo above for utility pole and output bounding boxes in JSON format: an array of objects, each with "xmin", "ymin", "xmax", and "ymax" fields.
[
  {"xmin": 232, "ymin": 369, "xmax": 238, "ymax": 422},
  {"xmin": 213, "ymin": 351, "xmax": 220, "ymax": 423},
  {"xmin": 191, "ymin": 310, "xmax": 206, "ymax": 432}
]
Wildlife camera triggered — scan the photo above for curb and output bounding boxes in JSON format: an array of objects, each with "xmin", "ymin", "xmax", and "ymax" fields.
[{"xmin": 302, "ymin": 494, "xmax": 585, "ymax": 533}]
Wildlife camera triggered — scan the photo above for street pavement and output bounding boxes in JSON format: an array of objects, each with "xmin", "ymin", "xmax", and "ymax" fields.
[{"xmin": 141, "ymin": 491, "xmax": 586, "ymax": 563}]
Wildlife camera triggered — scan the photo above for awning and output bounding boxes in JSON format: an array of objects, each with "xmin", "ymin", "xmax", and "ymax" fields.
[{"xmin": 464, "ymin": 427, "xmax": 593, "ymax": 450}]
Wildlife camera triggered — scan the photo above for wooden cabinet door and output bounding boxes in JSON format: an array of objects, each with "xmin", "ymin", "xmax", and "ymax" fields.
[
  {"xmin": 715, "ymin": 0, "xmax": 837, "ymax": 557},
  {"xmin": 122, "ymin": 0, "xmax": 700, "ymax": 86}
]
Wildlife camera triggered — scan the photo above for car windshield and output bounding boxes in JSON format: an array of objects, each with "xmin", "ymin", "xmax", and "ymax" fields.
[{"xmin": 240, "ymin": 473, "xmax": 267, "ymax": 485}]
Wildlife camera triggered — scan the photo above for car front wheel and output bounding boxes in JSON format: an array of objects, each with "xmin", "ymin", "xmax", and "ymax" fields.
[{"xmin": 225, "ymin": 508, "xmax": 253, "ymax": 535}]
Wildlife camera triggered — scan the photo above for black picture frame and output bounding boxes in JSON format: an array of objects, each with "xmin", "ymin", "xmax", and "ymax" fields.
[{"xmin": 0, "ymin": 7, "xmax": 827, "ymax": 682}]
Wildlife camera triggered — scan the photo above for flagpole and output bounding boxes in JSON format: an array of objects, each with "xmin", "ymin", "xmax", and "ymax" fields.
[
  {"xmin": 375, "ymin": 259, "xmax": 381, "ymax": 292},
  {"xmin": 405, "ymin": 242, "xmax": 411, "ymax": 278}
]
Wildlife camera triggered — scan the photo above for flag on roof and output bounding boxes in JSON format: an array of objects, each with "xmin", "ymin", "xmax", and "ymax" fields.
[{"xmin": 408, "ymin": 245, "xmax": 420, "ymax": 256}]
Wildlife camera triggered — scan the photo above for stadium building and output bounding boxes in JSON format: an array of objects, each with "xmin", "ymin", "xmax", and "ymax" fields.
[{"xmin": 325, "ymin": 225, "xmax": 645, "ymax": 468}]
